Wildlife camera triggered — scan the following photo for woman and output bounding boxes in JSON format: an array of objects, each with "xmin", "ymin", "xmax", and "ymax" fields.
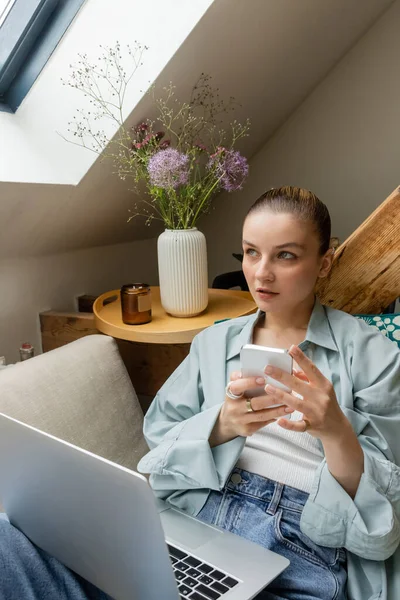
[{"xmin": 137, "ymin": 187, "xmax": 400, "ymax": 600}]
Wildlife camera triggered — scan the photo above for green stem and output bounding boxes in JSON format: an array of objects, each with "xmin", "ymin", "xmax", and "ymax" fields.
[{"xmin": 190, "ymin": 174, "xmax": 223, "ymax": 227}]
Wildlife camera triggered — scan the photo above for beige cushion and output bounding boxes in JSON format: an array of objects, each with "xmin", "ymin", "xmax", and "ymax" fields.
[{"xmin": 0, "ymin": 335, "xmax": 149, "ymax": 474}]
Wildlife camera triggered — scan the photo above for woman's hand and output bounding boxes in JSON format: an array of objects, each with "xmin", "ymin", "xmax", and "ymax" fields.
[
  {"xmin": 270, "ymin": 345, "xmax": 364, "ymax": 498},
  {"xmin": 209, "ymin": 371, "xmax": 294, "ymax": 446},
  {"xmin": 264, "ymin": 345, "xmax": 348, "ymax": 442},
  {"xmin": 211, "ymin": 344, "xmax": 364, "ymax": 497}
]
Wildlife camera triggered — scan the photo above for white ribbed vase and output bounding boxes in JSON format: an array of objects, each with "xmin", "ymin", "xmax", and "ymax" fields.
[{"xmin": 157, "ymin": 228, "xmax": 208, "ymax": 317}]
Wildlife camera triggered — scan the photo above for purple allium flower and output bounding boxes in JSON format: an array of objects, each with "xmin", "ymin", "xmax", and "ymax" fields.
[
  {"xmin": 148, "ymin": 148, "xmax": 190, "ymax": 189},
  {"xmin": 208, "ymin": 149, "xmax": 249, "ymax": 192}
]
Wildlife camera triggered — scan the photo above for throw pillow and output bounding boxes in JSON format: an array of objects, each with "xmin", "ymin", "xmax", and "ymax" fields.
[{"xmin": 354, "ymin": 314, "xmax": 400, "ymax": 348}]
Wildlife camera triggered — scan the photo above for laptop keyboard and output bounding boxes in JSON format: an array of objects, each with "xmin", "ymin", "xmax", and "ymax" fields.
[{"xmin": 168, "ymin": 543, "xmax": 239, "ymax": 599}]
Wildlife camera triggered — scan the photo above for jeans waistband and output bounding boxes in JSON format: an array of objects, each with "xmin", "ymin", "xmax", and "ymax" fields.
[{"xmin": 226, "ymin": 468, "xmax": 310, "ymax": 514}]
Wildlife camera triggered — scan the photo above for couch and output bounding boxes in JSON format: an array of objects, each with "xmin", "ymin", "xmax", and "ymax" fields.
[{"xmin": 0, "ymin": 334, "xmax": 150, "ymax": 512}]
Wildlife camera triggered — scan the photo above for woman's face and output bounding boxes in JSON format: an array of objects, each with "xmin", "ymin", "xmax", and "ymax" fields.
[{"xmin": 242, "ymin": 210, "xmax": 332, "ymax": 314}]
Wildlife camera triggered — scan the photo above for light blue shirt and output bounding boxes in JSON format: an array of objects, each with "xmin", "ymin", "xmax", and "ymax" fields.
[{"xmin": 138, "ymin": 299, "xmax": 400, "ymax": 600}]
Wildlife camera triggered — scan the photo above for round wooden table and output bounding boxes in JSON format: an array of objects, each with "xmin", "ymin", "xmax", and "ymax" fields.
[{"xmin": 93, "ymin": 287, "xmax": 257, "ymax": 344}]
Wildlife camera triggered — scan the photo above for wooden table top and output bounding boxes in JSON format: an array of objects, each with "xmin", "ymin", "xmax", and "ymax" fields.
[{"xmin": 93, "ymin": 287, "xmax": 257, "ymax": 344}]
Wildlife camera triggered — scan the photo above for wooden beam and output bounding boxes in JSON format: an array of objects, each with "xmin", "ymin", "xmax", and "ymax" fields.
[{"xmin": 316, "ymin": 186, "xmax": 400, "ymax": 314}]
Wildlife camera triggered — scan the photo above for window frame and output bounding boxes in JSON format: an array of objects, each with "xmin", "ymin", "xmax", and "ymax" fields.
[{"xmin": 0, "ymin": 0, "xmax": 85, "ymax": 113}]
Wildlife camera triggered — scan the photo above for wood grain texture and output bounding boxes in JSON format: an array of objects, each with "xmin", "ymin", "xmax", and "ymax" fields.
[
  {"xmin": 115, "ymin": 339, "xmax": 190, "ymax": 397},
  {"xmin": 316, "ymin": 186, "xmax": 400, "ymax": 314},
  {"xmin": 39, "ymin": 311, "xmax": 99, "ymax": 352}
]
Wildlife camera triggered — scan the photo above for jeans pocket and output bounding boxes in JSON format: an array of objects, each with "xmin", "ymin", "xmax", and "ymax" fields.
[
  {"xmin": 274, "ymin": 508, "xmax": 340, "ymax": 568},
  {"xmin": 196, "ymin": 490, "xmax": 223, "ymax": 525}
]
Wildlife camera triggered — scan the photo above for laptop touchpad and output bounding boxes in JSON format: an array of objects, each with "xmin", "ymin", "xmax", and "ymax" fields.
[{"xmin": 160, "ymin": 507, "xmax": 221, "ymax": 550}]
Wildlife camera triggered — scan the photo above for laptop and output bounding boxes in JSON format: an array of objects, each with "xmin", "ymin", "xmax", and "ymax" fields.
[{"xmin": 0, "ymin": 412, "xmax": 289, "ymax": 600}]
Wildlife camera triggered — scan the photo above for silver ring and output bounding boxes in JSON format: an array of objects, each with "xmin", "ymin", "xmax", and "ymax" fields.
[{"xmin": 225, "ymin": 383, "xmax": 244, "ymax": 400}]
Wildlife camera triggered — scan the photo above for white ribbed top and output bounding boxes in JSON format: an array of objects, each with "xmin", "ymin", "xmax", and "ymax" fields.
[
  {"xmin": 236, "ymin": 410, "xmax": 324, "ymax": 493},
  {"xmin": 236, "ymin": 316, "xmax": 325, "ymax": 493}
]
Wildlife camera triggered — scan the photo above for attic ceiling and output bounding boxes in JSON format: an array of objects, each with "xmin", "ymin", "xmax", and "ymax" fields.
[{"xmin": 0, "ymin": 0, "xmax": 394, "ymax": 259}]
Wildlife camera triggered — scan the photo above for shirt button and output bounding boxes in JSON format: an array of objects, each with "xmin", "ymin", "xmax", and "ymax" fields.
[{"xmin": 230, "ymin": 473, "xmax": 242, "ymax": 485}]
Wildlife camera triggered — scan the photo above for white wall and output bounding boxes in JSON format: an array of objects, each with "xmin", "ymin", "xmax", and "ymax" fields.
[
  {"xmin": 0, "ymin": 0, "xmax": 213, "ymax": 185},
  {"xmin": 202, "ymin": 0, "xmax": 400, "ymax": 284},
  {"xmin": 0, "ymin": 238, "xmax": 159, "ymax": 363}
]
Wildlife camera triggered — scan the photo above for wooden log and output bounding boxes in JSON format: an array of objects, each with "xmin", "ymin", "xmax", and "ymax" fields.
[{"xmin": 316, "ymin": 186, "xmax": 400, "ymax": 314}]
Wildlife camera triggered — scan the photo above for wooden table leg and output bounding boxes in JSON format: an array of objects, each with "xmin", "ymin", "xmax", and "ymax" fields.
[{"xmin": 115, "ymin": 339, "xmax": 190, "ymax": 409}]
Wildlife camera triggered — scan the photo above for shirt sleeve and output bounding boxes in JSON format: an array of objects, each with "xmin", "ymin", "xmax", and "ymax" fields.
[
  {"xmin": 137, "ymin": 334, "xmax": 245, "ymax": 499},
  {"xmin": 301, "ymin": 323, "xmax": 400, "ymax": 561}
]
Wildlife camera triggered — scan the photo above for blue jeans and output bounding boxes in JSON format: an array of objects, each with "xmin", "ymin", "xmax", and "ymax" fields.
[
  {"xmin": 197, "ymin": 468, "xmax": 348, "ymax": 600},
  {"xmin": 0, "ymin": 514, "xmax": 109, "ymax": 600}
]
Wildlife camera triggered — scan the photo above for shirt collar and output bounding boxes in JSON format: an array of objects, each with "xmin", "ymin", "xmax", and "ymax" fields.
[
  {"xmin": 226, "ymin": 311, "xmax": 261, "ymax": 360},
  {"xmin": 226, "ymin": 296, "xmax": 338, "ymax": 360},
  {"xmin": 305, "ymin": 297, "xmax": 338, "ymax": 352}
]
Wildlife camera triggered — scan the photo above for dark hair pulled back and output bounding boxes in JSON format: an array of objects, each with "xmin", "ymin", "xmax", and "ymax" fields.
[{"xmin": 246, "ymin": 186, "xmax": 331, "ymax": 255}]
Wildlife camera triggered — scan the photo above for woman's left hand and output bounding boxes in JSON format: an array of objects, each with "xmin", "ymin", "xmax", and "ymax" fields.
[{"xmin": 264, "ymin": 344, "xmax": 347, "ymax": 441}]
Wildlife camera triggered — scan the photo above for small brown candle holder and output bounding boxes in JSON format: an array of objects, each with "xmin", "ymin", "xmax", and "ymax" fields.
[{"xmin": 120, "ymin": 284, "xmax": 152, "ymax": 325}]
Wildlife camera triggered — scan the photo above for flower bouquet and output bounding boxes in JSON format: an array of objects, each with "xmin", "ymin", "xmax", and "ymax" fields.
[{"xmin": 64, "ymin": 44, "xmax": 250, "ymax": 316}]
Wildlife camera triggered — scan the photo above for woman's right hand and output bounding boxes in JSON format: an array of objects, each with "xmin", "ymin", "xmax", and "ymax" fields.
[{"xmin": 209, "ymin": 371, "xmax": 294, "ymax": 447}]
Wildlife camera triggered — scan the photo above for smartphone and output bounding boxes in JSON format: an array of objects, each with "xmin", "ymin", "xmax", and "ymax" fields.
[{"xmin": 240, "ymin": 344, "xmax": 293, "ymax": 417}]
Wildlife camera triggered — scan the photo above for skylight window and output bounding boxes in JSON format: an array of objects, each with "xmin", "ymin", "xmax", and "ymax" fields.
[
  {"xmin": 0, "ymin": 0, "xmax": 84, "ymax": 113},
  {"xmin": 0, "ymin": 1, "xmax": 17, "ymax": 28}
]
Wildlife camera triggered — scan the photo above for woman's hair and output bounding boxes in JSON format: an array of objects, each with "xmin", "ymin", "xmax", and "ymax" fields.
[{"xmin": 245, "ymin": 186, "xmax": 331, "ymax": 255}]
